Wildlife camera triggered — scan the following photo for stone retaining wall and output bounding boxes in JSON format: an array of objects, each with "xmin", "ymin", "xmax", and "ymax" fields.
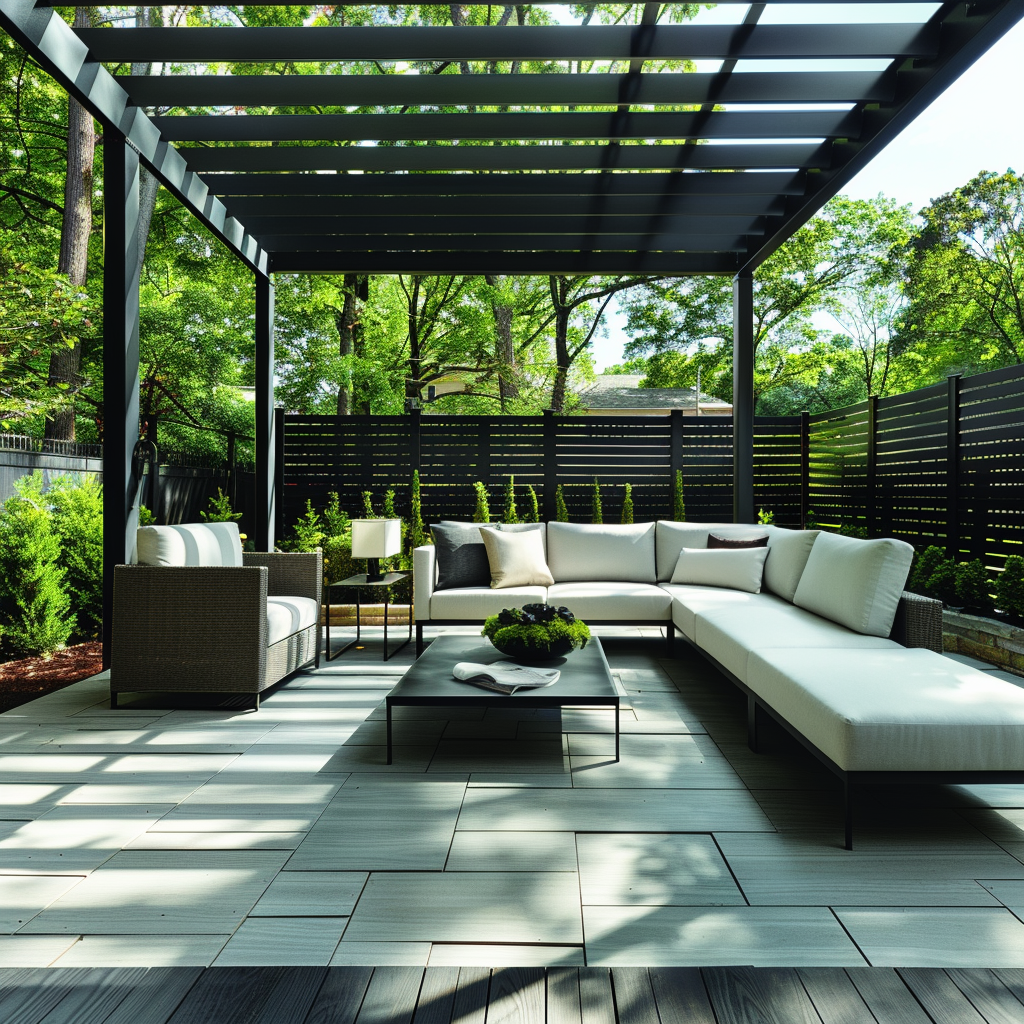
[{"xmin": 943, "ymin": 609, "xmax": 1024, "ymax": 677}]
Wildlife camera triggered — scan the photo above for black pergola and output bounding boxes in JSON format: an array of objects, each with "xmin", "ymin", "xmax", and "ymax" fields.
[{"xmin": 0, "ymin": 0, "xmax": 1021, "ymax": 659}]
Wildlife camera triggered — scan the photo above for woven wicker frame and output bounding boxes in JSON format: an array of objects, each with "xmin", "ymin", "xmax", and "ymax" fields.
[{"xmin": 111, "ymin": 550, "xmax": 322, "ymax": 699}]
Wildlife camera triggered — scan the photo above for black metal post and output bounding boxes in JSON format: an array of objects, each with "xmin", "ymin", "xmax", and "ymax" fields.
[
  {"xmin": 866, "ymin": 394, "xmax": 878, "ymax": 537},
  {"xmin": 543, "ymin": 409, "xmax": 557, "ymax": 521},
  {"xmin": 255, "ymin": 274, "xmax": 275, "ymax": 551},
  {"xmin": 732, "ymin": 272, "xmax": 755, "ymax": 523},
  {"xmin": 226, "ymin": 430, "xmax": 237, "ymax": 515},
  {"xmin": 101, "ymin": 136, "xmax": 141, "ymax": 668},
  {"xmin": 145, "ymin": 412, "xmax": 160, "ymax": 520},
  {"xmin": 409, "ymin": 406, "xmax": 422, "ymax": 480},
  {"xmin": 947, "ymin": 373, "xmax": 961, "ymax": 558},
  {"xmin": 670, "ymin": 408, "xmax": 684, "ymax": 519},
  {"xmin": 274, "ymin": 407, "xmax": 285, "ymax": 545},
  {"xmin": 800, "ymin": 410, "xmax": 810, "ymax": 530}
]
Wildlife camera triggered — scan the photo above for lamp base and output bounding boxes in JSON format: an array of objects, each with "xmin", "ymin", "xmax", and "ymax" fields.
[{"xmin": 365, "ymin": 558, "xmax": 385, "ymax": 583}]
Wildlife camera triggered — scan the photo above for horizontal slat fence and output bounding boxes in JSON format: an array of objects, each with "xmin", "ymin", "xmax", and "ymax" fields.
[{"xmin": 279, "ymin": 411, "xmax": 804, "ymax": 535}]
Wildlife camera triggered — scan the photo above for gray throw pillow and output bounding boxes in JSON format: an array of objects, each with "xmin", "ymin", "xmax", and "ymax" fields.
[{"xmin": 430, "ymin": 523, "xmax": 492, "ymax": 591}]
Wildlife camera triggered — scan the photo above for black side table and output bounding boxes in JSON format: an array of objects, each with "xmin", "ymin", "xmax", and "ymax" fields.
[{"xmin": 324, "ymin": 572, "xmax": 412, "ymax": 662}]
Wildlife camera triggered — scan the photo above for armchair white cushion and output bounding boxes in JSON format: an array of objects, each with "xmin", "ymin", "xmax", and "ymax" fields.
[{"xmin": 137, "ymin": 522, "xmax": 243, "ymax": 567}]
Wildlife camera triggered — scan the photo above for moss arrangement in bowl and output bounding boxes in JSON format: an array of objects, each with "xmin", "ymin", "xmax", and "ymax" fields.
[{"xmin": 482, "ymin": 603, "xmax": 591, "ymax": 664}]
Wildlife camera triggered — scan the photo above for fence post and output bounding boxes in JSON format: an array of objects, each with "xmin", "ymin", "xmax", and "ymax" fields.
[
  {"xmin": 800, "ymin": 410, "xmax": 809, "ymax": 529},
  {"xmin": 226, "ymin": 430, "xmax": 237, "ymax": 515},
  {"xmin": 274, "ymin": 407, "xmax": 284, "ymax": 547},
  {"xmin": 670, "ymin": 409, "xmax": 684, "ymax": 519},
  {"xmin": 146, "ymin": 413, "xmax": 160, "ymax": 519},
  {"xmin": 543, "ymin": 410, "xmax": 557, "ymax": 521},
  {"xmin": 866, "ymin": 395, "xmax": 878, "ymax": 537},
  {"xmin": 409, "ymin": 407, "xmax": 421, "ymax": 480},
  {"xmin": 947, "ymin": 373, "xmax": 961, "ymax": 558}
]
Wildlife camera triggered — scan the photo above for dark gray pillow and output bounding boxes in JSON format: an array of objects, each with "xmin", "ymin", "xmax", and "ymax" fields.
[{"xmin": 431, "ymin": 523, "xmax": 492, "ymax": 591}]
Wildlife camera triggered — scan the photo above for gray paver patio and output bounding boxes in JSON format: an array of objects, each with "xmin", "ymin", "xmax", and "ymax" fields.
[{"xmin": 1, "ymin": 626, "xmax": 1024, "ymax": 967}]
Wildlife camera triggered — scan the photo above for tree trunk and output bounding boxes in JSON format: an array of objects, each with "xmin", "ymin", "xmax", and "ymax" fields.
[
  {"xmin": 44, "ymin": 7, "xmax": 95, "ymax": 442},
  {"xmin": 550, "ymin": 277, "xmax": 571, "ymax": 413},
  {"xmin": 336, "ymin": 273, "xmax": 365, "ymax": 415},
  {"xmin": 407, "ymin": 277, "xmax": 423, "ymax": 404},
  {"xmin": 486, "ymin": 274, "xmax": 518, "ymax": 409}
]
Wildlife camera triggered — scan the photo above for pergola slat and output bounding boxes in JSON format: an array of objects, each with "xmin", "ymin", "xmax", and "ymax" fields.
[
  {"xmin": 122, "ymin": 70, "xmax": 895, "ymax": 108},
  {"xmin": 152, "ymin": 109, "xmax": 862, "ymax": 143},
  {"xmin": 76, "ymin": 24, "xmax": 939, "ymax": 63},
  {"xmin": 221, "ymin": 195, "xmax": 782, "ymax": 217},
  {"xmin": 256, "ymin": 233, "xmax": 752, "ymax": 252},
  {"xmin": 182, "ymin": 145, "xmax": 824, "ymax": 174}
]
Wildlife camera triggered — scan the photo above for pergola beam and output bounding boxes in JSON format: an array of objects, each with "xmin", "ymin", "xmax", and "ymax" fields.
[
  {"xmin": 123, "ymin": 70, "xmax": 894, "ymax": 108},
  {"xmin": 183, "ymin": 145, "xmax": 826, "ymax": 174},
  {"xmin": 258, "ymin": 233, "xmax": 752, "ymax": 252},
  {"xmin": 153, "ymin": 109, "xmax": 861, "ymax": 143},
  {"xmin": 77, "ymin": 23, "xmax": 938, "ymax": 62}
]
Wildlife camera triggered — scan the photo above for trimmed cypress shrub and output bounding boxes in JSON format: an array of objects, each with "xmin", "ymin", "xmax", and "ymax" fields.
[
  {"xmin": 996, "ymin": 555, "xmax": 1024, "ymax": 617},
  {"xmin": 502, "ymin": 476, "xmax": 519, "ymax": 524},
  {"xmin": 591, "ymin": 478, "xmax": 603, "ymax": 524},
  {"xmin": 673, "ymin": 469, "xmax": 686, "ymax": 521},
  {"xmin": 525, "ymin": 485, "xmax": 540, "ymax": 524},
  {"xmin": 409, "ymin": 470, "xmax": 427, "ymax": 549},
  {"xmin": 620, "ymin": 483, "xmax": 634, "ymax": 525},
  {"xmin": 472, "ymin": 481, "xmax": 491, "ymax": 523},
  {"xmin": 555, "ymin": 485, "xmax": 569, "ymax": 523}
]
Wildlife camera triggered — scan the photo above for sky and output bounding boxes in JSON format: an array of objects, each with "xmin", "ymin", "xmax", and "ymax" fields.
[{"xmin": 591, "ymin": 6, "xmax": 1024, "ymax": 371}]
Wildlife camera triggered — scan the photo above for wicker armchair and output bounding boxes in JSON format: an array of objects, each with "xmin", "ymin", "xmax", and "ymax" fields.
[{"xmin": 111, "ymin": 527, "xmax": 321, "ymax": 709}]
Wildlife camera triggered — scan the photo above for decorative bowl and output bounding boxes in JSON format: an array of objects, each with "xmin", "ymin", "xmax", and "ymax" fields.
[{"xmin": 490, "ymin": 636, "xmax": 575, "ymax": 664}]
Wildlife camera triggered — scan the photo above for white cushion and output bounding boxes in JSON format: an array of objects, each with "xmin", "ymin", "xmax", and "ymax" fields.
[
  {"xmin": 793, "ymin": 532, "xmax": 914, "ymax": 637},
  {"xmin": 266, "ymin": 596, "xmax": 319, "ymax": 647},
  {"xmin": 547, "ymin": 582, "xmax": 672, "ymax": 621},
  {"xmin": 547, "ymin": 522, "xmax": 656, "ymax": 583},
  {"xmin": 695, "ymin": 599, "xmax": 900, "ymax": 683},
  {"xmin": 430, "ymin": 586, "xmax": 548, "ymax": 620},
  {"xmin": 498, "ymin": 522, "xmax": 547, "ymax": 557},
  {"xmin": 762, "ymin": 526, "xmax": 819, "ymax": 603},
  {"xmin": 655, "ymin": 521, "xmax": 769, "ymax": 581},
  {"xmin": 481, "ymin": 528, "xmax": 554, "ymax": 589},
  {"xmin": 136, "ymin": 522, "xmax": 244, "ymax": 568},
  {"xmin": 659, "ymin": 584, "xmax": 769, "ymax": 641},
  {"xmin": 747, "ymin": 647, "xmax": 1024, "ymax": 772},
  {"xmin": 670, "ymin": 547, "xmax": 768, "ymax": 593}
]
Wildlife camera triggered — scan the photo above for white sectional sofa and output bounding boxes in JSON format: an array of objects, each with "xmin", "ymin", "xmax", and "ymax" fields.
[{"xmin": 415, "ymin": 521, "xmax": 1024, "ymax": 847}]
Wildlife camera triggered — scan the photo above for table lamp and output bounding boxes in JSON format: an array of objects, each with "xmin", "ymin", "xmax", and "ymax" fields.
[{"xmin": 351, "ymin": 518, "xmax": 402, "ymax": 583}]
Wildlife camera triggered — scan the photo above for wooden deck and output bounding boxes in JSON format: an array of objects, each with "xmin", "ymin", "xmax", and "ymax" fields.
[
  {"xmin": 3, "ymin": 965, "xmax": 1024, "ymax": 1023},
  {"xmin": 1, "ymin": 628, "xmax": 1024, "ymax": 971}
]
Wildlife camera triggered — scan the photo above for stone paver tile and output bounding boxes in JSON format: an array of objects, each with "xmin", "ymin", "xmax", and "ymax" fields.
[
  {"xmin": 251, "ymin": 871, "xmax": 368, "ymax": 916},
  {"xmin": 446, "ymin": 832, "xmax": 578, "ymax": 872},
  {"xmin": 212, "ymin": 918, "xmax": 347, "ymax": 966},
  {"xmin": 52, "ymin": 934, "xmax": 229, "ymax": 967}
]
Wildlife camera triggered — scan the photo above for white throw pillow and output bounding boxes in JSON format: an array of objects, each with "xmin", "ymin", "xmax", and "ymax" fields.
[
  {"xmin": 481, "ymin": 527, "xmax": 554, "ymax": 589},
  {"xmin": 136, "ymin": 522, "xmax": 244, "ymax": 567},
  {"xmin": 793, "ymin": 531, "xmax": 914, "ymax": 637},
  {"xmin": 547, "ymin": 521, "xmax": 656, "ymax": 583},
  {"xmin": 655, "ymin": 521, "xmax": 770, "ymax": 581},
  {"xmin": 670, "ymin": 546, "xmax": 768, "ymax": 593},
  {"xmin": 762, "ymin": 526, "xmax": 820, "ymax": 603},
  {"xmin": 498, "ymin": 521, "xmax": 547, "ymax": 558}
]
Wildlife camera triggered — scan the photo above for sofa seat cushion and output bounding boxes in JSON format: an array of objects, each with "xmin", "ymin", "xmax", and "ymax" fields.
[
  {"xmin": 695, "ymin": 600, "xmax": 900, "ymax": 683},
  {"xmin": 546, "ymin": 582, "xmax": 671, "ymax": 621},
  {"xmin": 660, "ymin": 585, "xmax": 771, "ymax": 641},
  {"xmin": 430, "ymin": 586, "xmax": 548, "ymax": 620},
  {"xmin": 747, "ymin": 647, "xmax": 1024, "ymax": 772},
  {"xmin": 267, "ymin": 596, "xmax": 320, "ymax": 647}
]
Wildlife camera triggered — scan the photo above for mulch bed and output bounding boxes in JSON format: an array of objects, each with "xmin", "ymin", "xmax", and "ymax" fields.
[{"xmin": 0, "ymin": 641, "xmax": 103, "ymax": 714}]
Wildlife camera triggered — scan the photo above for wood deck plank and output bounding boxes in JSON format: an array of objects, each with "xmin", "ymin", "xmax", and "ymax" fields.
[
  {"xmin": 845, "ymin": 968, "xmax": 932, "ymax": 1024},
  {"xmin": 411, "ymin": 966, "xmax": 459, "ymax": 1024},
  {"xmin": 946, "ymin": 969, "xmax": 1024, "ymax": 1024},
  {"xmin": 547, "ymin": 968, "xmax": 582, "ymax": 1024},
  {"xmin": 353, "ymin": 967, "xmax": 424, "ymax": 1024},
  {"xmin": 486, "ymin": 967, "xmax": 545, "ymax": 1024},
  {"xmin": 100, "ymin": 967, "xmax": 204, "ymax": 1024},
  {"xmin": 302, "ymin": 966, "xmax": 373, "ymax": 1024},
  {"xmin": 649, "ymin": 967, "xmax": 716, "ymax": 1024},
  {"xmin": 166, "ymin": 966, "xmax": 321, "ymax": 1024},
  {"xmin": 611, "ymin": 968, "xmax": 660, "ymax": 1024},
  {"xmin": 578, "ymin": 968, "xmax": 615, "ymax": 1024},
  {"xmin": 702, "ymin": 967, "xmax": 822, "ymax": 1024},
  {"xmin": 796, "ymin": 968, "xmax": 878, "ymax": 1024},
  {"xmin": 0, "ymin": 968, "xmax": 87, "ymax": 1024},
  {"xmin": 450, "ymin": 967, "xmax": 490, "ymax": 1024},
  {"xmin": 39, "ymin": 966, "xmax": 150, "ymax": 1024},
  {"xmin": 898, "ymin": 969, "xmax": 987, "ymax": 1024}
]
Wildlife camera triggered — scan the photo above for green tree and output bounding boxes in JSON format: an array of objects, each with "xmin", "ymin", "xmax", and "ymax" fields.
[
  {"xmin": 472, "ymin": 482, "xmax": 491, "ymax": 524},
  {"xmin": 409, "ymin": 471, "xmax": 427, "ymax": 550},
  {"xmin": 555, "ymin": 485, "xmax": 569, "ymax": 523},
  {"xmin": 525, "ymin": 485, "xmax": 540, "ymax": 524},
  {"xmin": 200, "ymin": 488, "xmax": 241, "ymax": 523},
  {"xmin": 48, "ymin": 474, "xmax": 103, "ymax": 637},
  {"xmin": 501, "ymin": 477, "xmax": 519, "ymax": 524},
  {"xmin": 591, "ymin": 478, "xmax": 603, "ymax": 524},
  {"xmin": 620, "ymin": 483, "xmax": 634, "ymax": 524}
]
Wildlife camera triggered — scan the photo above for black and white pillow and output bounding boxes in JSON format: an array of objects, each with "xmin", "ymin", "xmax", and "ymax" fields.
[{"xmin": 430, "ymin": 523, "xmax": 492, "ymax": 591}]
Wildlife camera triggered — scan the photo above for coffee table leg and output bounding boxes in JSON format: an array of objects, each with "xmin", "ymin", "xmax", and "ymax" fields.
[
  {"xmin": 386, "ymin": 701, "xmax": 393, "ymax": 765},
  {"xmin": 615, "ymin": 702, "xmax": 620, "ymax": 762}
]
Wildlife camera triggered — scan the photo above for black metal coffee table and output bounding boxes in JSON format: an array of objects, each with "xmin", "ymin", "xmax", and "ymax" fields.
[{"xmin": 386, "ymin": 634, "xmax": 620, "ymax": 764}]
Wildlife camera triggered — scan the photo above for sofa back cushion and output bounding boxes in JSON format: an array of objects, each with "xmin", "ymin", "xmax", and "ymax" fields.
[
  {"xmin": 547, "ymin": 521, "xmax": 656, "ymax": 583},
  {"xmin": 137, "ymin": 522, "xmax": 244, "ymax": 568},
  {"xmin": 670, "ymin": 546, "xmax": 769, "ymax": 593},
  {"xmin": 655, "ymin": 521, "xmax": 771, "ymax": 581},
  {"xmin": 793, "ymin": 531, "xmax": 914, "ymax": 637},
  {"xmin": 762, "ymin": 526, "xmax": 820, "ymax": 603}
]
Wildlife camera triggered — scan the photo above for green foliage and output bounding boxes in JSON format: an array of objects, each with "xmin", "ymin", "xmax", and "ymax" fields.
[
  {"xmin": 996, "ymin": 555, "xmax": 1024, "ymax": 617},
  {"xmin": 481, "ymin": 607, "xmax": 591, "ymax": 653},
  {"xmin": 555, "ymin": 485, "xmax": 569, "ymax": 523},
  {"xmin": 409, "ymin": 471, "xmax": 428, "ymax": 550},
  {"xmin": 200, "ymin": 488, "xmax": 242, "ymax": 523},
  {"xmin": 757, "ymin": 508, "xmax": 774, "ymax": 525},
  {"xmin": 910, "ymin": 545, "xmax": 948, "ymax": 596},
  {"xmin": 926, "ymin": 559, "xmax": 959, "ymax": 606},
  {"xmin": 138, "ymin": 505, "xmax": 156, "ymax": 527},
  {"xmin": 321, "ymin": 493, "xmax": 355, "ymax": 585},
  {"xmin": 838, "ymin": 523, "xmax": 868, "ymax": 539},
  {"xmin": 804, "ymin": 509, "xmax": 820, "ymax": 530},
  {"xmin": 673, "ymin": 470, "xmax": 686, "ymax": 522},
  {"xmin": 0, "ymin": 475, "xmax": 73, "ymax": 657},
  {"xmin": 288, "ymin": 500, "xmax": 325, "ymax": 553},
  {"xmin": 47, "ymin": 475, "xmax": 103, "ymax": 637},
  {"xmin": 501, "ymin": 476, "xmax": 519, "ymax": 525},
  {"xmin": 361, "ymin": 491, "xmax": 374, "ymax": 518},
  {"xmin": 620, "ymin": 483, "xmax": 634, "ymax": 525},
  {"xmin": 591, "ymin": 478, "xmax": 603, "ymax": 524},
  {"xmin": 524, "ymin": 485, "xmax": 540, "ymax": 524},
  {"xmin": 472, "ymin": 482, "xmax": 491, "ymax": 524},
  {"xmin": 956, "ymin": 559, "xmax": 993, "ymax": 612}
]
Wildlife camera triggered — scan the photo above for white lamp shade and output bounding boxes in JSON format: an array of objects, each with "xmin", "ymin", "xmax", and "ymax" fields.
[{"xmin": 351, "ymin": 518, "xmax": 402, "ymax": 559}]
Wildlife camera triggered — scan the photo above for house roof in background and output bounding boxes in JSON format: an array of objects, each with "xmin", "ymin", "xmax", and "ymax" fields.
[{"xmin": 580, "ymin": 374, "xmax": 731, "ymax": 412}]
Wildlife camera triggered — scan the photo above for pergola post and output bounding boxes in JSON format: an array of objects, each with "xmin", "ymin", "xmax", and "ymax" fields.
[
  {"xmin": 101, "ymin": 136, "xmax": 141, "ymax": 667},
  {"xmin": 732, "ymin": 271, "xmax": 755, "ymax": 524},
  {"xmin": 255, "ymin": 273, "xmax": 276, "ymax": 551}
]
